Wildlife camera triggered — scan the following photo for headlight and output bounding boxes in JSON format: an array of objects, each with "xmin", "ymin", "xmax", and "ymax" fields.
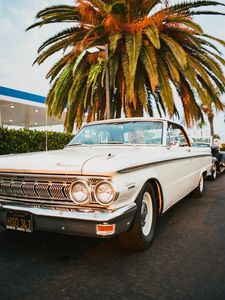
[
  {"xmin": 94, "ymin": 181, "xmax": 115, "ymax": 205},
  {"xmin": 70, "ymin": 180, "xmax": 90, "ymax": 204}
]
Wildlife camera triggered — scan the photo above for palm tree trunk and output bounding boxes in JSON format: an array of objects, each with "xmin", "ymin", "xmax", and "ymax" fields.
[
  {"xmin": 201, "ymin": 105, "xmax": 215, "ymax": 137},
  {"xmin": 208, "ymin": 114, "xmax": 215, "ymax": 137}
]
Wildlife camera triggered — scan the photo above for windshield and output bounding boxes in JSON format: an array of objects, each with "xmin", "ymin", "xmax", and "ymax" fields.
[
  {"xmin": 192, "ymin": 137, "xmax": 212, "ymax": 146},
  {"xmin": 69, "ymin": 121, "xmax": 163, "ymax": 145}
]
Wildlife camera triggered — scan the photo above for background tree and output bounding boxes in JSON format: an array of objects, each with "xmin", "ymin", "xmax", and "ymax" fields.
[
  {"xmin": 28, "ymin": 0, "xmax": 225, "ymax": 133},
  {"xmin": 201, "ymin": 103, "xmax": 215, "ymax": 137}
]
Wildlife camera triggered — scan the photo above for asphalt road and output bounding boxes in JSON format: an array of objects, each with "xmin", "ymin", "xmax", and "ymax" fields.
[{"xmin": 0, "ymin": 175, "xmax": 225, "ymax": 300}]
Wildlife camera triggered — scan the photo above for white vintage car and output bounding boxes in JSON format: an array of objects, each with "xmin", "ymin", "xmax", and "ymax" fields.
[{"xmin": 0, "ymin": 118, "xmax": 212, "ymax": 250}]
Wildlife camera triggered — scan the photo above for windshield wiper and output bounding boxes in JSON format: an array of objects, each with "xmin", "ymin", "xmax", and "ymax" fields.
[
  {"xmin": 66, "ymin": 141, "xmax": 127, "ymax": 146},
  {"xmin": 65, "ymin": 143, "xmax": 86, "ymax": 147},
  {"xmin": 99, "ymin": 141, "xmax": 125, "ymax": 144}
]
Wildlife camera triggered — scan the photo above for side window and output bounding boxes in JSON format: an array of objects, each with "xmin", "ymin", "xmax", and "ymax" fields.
[{"xmin": 167, "ymin": 123, "xmax": 189, "ymax": 147}]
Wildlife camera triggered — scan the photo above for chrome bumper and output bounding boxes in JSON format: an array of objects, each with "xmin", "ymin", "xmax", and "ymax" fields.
[{"xmin": 0, "ymin": 203, "xmax": 137, "ymax": 237}]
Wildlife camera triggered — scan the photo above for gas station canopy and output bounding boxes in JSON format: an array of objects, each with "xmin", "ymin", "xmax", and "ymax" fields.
[{"xmin": 0, "ymin": 86, "xmax": 66, "ymax": 129}]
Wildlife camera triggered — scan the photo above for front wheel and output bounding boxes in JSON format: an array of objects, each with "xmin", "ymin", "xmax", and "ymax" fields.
[{"xmin": 119, "ymin": 182, "xmax": 157, "ymax": 251}]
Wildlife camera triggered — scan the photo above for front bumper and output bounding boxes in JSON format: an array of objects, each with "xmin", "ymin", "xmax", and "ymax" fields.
[{"xmin": 0, "ymin": 203, "xmax": 137, "ymax": 238}]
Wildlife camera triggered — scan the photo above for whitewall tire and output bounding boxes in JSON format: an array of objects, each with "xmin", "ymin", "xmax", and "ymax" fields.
[{"xmin": 119, "ymin": 182, "xmax": 157, "ymax": 250}]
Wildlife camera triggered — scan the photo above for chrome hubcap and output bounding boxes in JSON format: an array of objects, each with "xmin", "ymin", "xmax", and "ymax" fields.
[
  {"xmin": 141, "ymin": 192, "xmax": 153, "ymax": 236},
  {"xmin": 141, "ymin": 202, "xmax": 148, "ymax": 226}
]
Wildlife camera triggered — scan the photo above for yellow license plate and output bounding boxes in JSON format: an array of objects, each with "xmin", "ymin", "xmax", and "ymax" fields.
[{"xmin": 6, "ymin": 211, "xmax": 33, "ymax": 232}]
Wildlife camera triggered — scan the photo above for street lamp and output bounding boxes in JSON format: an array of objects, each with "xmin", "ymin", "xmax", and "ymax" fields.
[{"xmin": 87, "ymin": 44, "xmax": 110, "ymax": 119}]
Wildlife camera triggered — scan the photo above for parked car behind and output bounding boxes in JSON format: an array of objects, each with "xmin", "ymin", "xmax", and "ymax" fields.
[
  {"xmin": 0, "ymin": 118, "xmax": 212, "ymax": 250},
  {"xmin": 192, "ymin": 137, "xmax": 225, "ymax": 179},
  {"xmin": 211, "ymin": 144, "xmax": 225, "ymax": 174}
]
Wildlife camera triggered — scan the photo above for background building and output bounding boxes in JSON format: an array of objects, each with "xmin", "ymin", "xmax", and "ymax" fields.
[{"xmin": 0, "ymin": 86, "xmax": 65, "ymax": 131}]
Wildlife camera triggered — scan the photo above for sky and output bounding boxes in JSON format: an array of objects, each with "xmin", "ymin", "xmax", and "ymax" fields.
[{"xmin": 0, "ymin": 0, "xmax": 225, "ymax": 138}]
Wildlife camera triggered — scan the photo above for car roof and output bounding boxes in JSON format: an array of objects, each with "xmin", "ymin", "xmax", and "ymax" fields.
[{"xmin": 82, "ymin": 117, "xmax": 176, "ymax": 127}]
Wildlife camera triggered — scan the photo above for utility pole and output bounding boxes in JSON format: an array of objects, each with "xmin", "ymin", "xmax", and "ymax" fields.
[
  {"xmin": 105, "ymin": 43, "xmax": 111, "ymax": 119},
  {"xmin": 86, "ymin": 44, "xmax": 111, "ymax": 119}
]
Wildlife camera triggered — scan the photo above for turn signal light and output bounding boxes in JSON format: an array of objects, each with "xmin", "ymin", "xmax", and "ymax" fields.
[{"xmin": 96, "ymin": 224, "xmax": 116, "ymax": 236}]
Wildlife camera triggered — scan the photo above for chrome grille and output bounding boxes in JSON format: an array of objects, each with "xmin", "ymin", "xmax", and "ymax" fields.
[
  {"xmin": 10, "ymin": 182, "xmax": 25, "ymax": 197},
  {"xmin": 35, "ymin": 183, "xmax": 50, "ymax": 198},
  {"xmin": 63, "ymin": 185, "xmax": 71, "ymax": 199},
  {"xmin": 49, "ymin": 184, "xmax": 66, "ymax": 199},
  {"xmin": 1, "ymin": 181, "xmax": 13, "ymax": 195},
  {"xmin": 22, "ymin": 182, "xmax": 37, "ymax": 198},
  {"xmin": 0, "ymin": 173, "xmax": 109, "ymax": 208},
  {"xmin": 88, "ymin": 178, "xmax": 102, "ymax": 185}
]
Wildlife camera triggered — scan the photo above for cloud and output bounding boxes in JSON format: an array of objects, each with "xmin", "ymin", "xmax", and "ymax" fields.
[{"xmin": 0, "ymin": 0, "xmax": 73, "ymax": 95}]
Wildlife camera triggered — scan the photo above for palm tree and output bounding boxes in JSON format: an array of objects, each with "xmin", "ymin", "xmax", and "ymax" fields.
[{"xmin": 27, "ymin": 0, "xmax": 225, "ymax": 133}]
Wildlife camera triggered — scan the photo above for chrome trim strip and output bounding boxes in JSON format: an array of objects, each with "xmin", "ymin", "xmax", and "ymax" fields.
[
  {"xmin": 0, "ymin": 197, "xmax": 77, "ymax": 205},
  {"xmin": 0, "ymin": 172, "xmax": 110, "ymax": 180},
  {"xmin": 0, "ymin": 203, "xmax": 137, "ymax": 222},
  {"xmin": 118, "ymin": 154, "xmax": 212, "ymax": 173},
  {"xmin": 0, "ymin": 172, "xmax": 77, "ymax": 179}
]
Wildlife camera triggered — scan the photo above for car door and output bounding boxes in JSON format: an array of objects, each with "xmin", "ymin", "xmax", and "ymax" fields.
[{"xmin": 165, "ymin": 122, "xmax": 194, "ymax": 206}]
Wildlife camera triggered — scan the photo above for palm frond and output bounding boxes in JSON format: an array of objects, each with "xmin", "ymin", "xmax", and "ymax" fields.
[
  {"xmin": 160, "ymin": 33, "xmax": 187, "ymax": 69},
  {"xmin": 169, "ymin": 1, "xmax": 225, "ymax": 14},
  {"xmin": 26, "ymin": 5, "xmax": 80, "ymax": 31},
  {"xmin": 157, "ymin": 56, "xmax": 174, "ymax": 117},
  {"xmin": 109, "ymin": 33, "xmax": 123, "ymax": 53},
  {"xmin": 164, "ymin": 53, "xmax": 180, "ymax": 84},
  {"xmin": 46, "ymin": 52, "xmax": 72, "ymax": 82},
  {"xmin": 34, "ymin": 38, "xmax": 74, "ymax": 65},
  {"xmin": 203, "ymin": 33, "xmax": 225, "ymax": 48},
  {"xmin": 37, "ymin": 27, "xmax": 82, "ymax": 53},
  {"xmin": 197, "ymin": 74, "xmax": 224, "ymax": 111},
  {"xmin": 125, "ymin": 33, "xmax": 142, "ymax": 100},
  {"xmin": 140, "ymin": 45, "xmax": 158, "ymax": 92},
  {"xmin": 178, "ymin": 75, "xmax": 202, "ymax": 127},
  {"xmin": 145, "ymin": 25, "xmax": 160, "ymax": 49},
  {"xmin": 189, "ymin": 10, "xmax": 225, "ymax": 16}
]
